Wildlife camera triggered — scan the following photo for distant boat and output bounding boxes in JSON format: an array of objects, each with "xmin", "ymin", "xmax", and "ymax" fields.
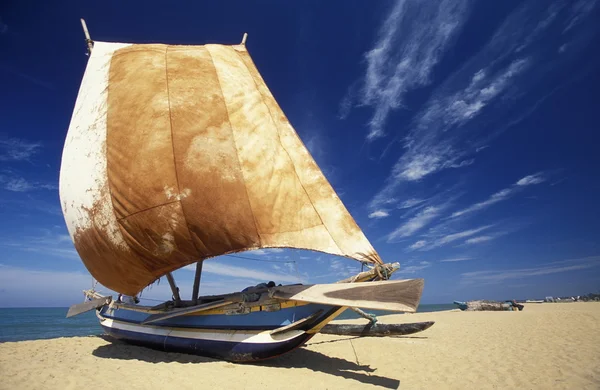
[
  {"xmin": 453, "ymin": 300, "xmax": 524, "ymax": 311},
  {"xmin": 62, "ymin": 20, "xmax": 431, "ymax": 362},
  {"xmin": 525, "ymin": 300, "xmax": 544, "ymax": 303}
]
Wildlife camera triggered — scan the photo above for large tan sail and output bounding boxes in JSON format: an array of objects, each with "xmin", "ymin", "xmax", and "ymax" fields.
[{"xmin": 59, "ymin": 41, "xmax": 382, "ymax": 295}]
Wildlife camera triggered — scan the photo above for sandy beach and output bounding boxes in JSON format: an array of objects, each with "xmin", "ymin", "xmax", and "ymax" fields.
[{"xmin": 1, "ymin": 302, "xmax": 599, "ymax": 389}]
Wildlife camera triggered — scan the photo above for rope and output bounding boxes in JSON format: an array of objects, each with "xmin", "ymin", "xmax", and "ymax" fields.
[{"xmin": 351, "ymin": 307, "xmax": 378, "ymax": 324}]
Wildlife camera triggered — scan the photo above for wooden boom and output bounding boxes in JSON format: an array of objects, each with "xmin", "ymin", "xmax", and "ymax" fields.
[{"xmin": 270, "ymin": 279, "xmax": 424, "ymax": 312}]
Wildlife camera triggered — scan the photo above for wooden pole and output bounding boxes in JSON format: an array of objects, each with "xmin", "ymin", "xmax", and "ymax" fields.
[
  {"xmin": 165, "ymin": 273, "xmax": 181, "ymax": 305},
  {"xmin": 241, "ymin": 33, "xmax": 248, "ymax": 46},
  {"xmin": 80, "ymin": 18, "xmax": 94, "ymax": 54},
  {"xmin": 191, "ymin": 261, "xmax": 204, "ymax": 305}
]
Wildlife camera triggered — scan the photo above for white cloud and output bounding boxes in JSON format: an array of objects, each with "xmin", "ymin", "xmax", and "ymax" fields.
[
  {"xmin": 451, "ymin": 188, "xmax": 513, "ymax": 218},
  {"xmin": 184, "ymin": 261, "xmax": 302, "ymax": 284},
  {"xmin": 464, "ymin": 235, "xmax": 494, "ymax": 245},
  {"xmin": 368, "ymin": 2, "xmax": 572, "ymax": 210},
  {"xmin": 343, "ymin": 0, "xmax": 471, "ymax": 140},
  {"xmin": 392, "ymin": 58, "xmax": 530, "ymax": 183},
  {"xmin": 451, "ymin": 172, "xmax": 546, "ymax": 218},
  {"xmin": 439, "ymin": 257, "xmax": 473, "ymax": 262},
  {"xmin": 0, "ymin": 230, "xmax": 79, "ymax": 260},
  {"xmin": 397, "ymin": 261, "xmax": 432, "ymax": 274},
  {"xmin": 409, "ymin": 240, "xmax": 427, "ymax": 250},
  {"xmin": 0, "ymin": 172, "xmax": 58, "ymax": 192},
  {"xmin": 247, "ymin": 248, "xmax": 285, "ymax": 255},
  {"xmin": 368, "ymin": 210, "xmax": 389, "ymax": 219},
  {"xmin": 410, "ymin": 224, "xmax": 493, "ymax": 251},
  {"xmin": 460, "ymin": 255, "xmax": 600, "ymax": 285},
  {"xmin": 516, "ymin": 172, "xmax": 546, "ymax": 186},
  {"xmin": 387, "ymin": 206, "xmax": 441, "ymax": 242},
  {"xmin": 398, "ymin": 198, "xmax": 425, "ymax": 209},
  {"xmin": 435, "ymin": 225, "xmax": 493, "ymax": 246},
  {"xmin": 563, "ymin": 0, "xmax": 598, "ymax": 34},
  {"xmin": 0, "ymin": 138, "xmax": 41, "ymax": 161}
]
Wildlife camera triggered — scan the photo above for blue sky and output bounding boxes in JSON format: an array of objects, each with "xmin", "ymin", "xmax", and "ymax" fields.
[{"xmin": 1, "ymin": 0, "xmax": 599, "ymax": 307}]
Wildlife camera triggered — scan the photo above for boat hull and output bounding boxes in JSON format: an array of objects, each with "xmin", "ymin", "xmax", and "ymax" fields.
[{"xmin": 97, "ymin": 303, "xmax": 342, "ymax": 362}]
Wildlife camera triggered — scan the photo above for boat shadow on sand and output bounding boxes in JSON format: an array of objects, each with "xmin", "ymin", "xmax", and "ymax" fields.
[{"xmin": 92, "ymin": 335, "xmax": 406, "ymax": 389}]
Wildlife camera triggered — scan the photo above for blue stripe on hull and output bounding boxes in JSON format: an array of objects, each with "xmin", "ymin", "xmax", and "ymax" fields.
[
  {"xmin": 101, "ymin": 324, "xmax": 314, "ymax": 362},
  {"xmin": 100, "ymin": 303, "xmax": 336, "ymax": 330}
]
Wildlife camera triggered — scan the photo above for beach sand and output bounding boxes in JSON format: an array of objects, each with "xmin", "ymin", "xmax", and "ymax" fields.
[{"xmin": 1, "ymin": 302, "xmax": 599, "ymax": 389}]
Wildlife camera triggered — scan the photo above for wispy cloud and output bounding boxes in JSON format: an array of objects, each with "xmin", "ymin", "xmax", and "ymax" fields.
[
  {"xmin": 464, "ymin": 236, "xmax": 495, "ymax": 245},
  {"xmin": 563, "ymin": 0, "xmax": 598, "ymax": 34},
  {"xmin": 397, "ymin": 261, "xmax": 432, "ymax": 274},
  {"xmin": 184, "ymin": 260, "xmax": 302, "ymax": 284},
  {"xmin": 409, "ymin": 240, "xmax": 427, "ymax": 250},
  {"xmin": 367, "ymin": 1, "xmax": 591, "ymax": 211},
  {"xmin": 398, "ymin": 198, "xmax": 426, "ymax": 209},
  {"xmin": 368, "ymin": 210, "xmax": 389, "ymax": 219},
  {"xmin": 409, "ymin": 224, "xmax": 493, "ymax": 251},
  {"xmin": 440, "ymin": 257, "xmax": 473, "ymax": 262},
  {"xmin": 460, "ymin": 255, "xmax": 600, "ymax": 285},
  {"xmin": 393, "ymin": 58, "xmax": 530, "ymax": 183},
  {"xmin": 0, "ymin": 230, "xmax": 78, "ymax": 260},
  {"xmin": 249, "ymin": 248, "xmax": 285, "ymax": 255},
  {"xmin": 342, "ymin": 0, "xmax": 471, "ymax": 140},
  {"xmin": 0, "ymin": 173, "xmax": 57, "ymax": 192},
  {"xmin": 516, "ymin": 173, "xmax": 546, "ymax": 186},
  {"xmin": 387, "ymin": 206, "xmax": 442, "ymax": 242},
  {"xmin": 0, "ymin": 138, "xmax": 41, "ymax": 161},
  {"xmin": 450, "ymin": 172, "xmax": 546, "ymax": 219}
]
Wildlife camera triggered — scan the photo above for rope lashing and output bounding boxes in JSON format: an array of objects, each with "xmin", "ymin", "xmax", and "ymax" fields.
[{"xmin": 351, "ymin": 307, "xmax": 378, "ymax": 324}]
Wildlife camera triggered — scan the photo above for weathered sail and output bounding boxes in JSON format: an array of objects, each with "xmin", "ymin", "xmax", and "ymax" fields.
[{"xmin": 59, "ymin": 41, "xmax": 382, "ymax": 295}]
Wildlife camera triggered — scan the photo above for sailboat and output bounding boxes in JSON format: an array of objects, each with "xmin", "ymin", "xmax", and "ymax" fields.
[{"xmin": 62, "ymin": 20, "xmax": 432, "ymax": 362}]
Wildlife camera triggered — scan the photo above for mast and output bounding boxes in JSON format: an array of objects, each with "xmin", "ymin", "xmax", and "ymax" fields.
[
  {"xmin": 80, "ymin": 19, "xmax": 94, "ymax": 54},
  {"xmin": 191, "ymin": 261, "xmax": 204, "ymax": 305},
  {"xmin": 165, "ymin": 273, "xmax": 181, "ymax": 305}
]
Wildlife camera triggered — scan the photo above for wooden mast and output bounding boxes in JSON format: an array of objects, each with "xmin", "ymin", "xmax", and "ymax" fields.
[
  {"xmin": 191, "ymin": 261, "xmax": 204, "ymax": 305},
  {"xmin": 165, "ymin": 273, "xmax": 181, "ymax": 305}
]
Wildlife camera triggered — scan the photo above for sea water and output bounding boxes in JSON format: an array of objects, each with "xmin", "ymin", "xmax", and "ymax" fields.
[{"xmin": 0, "ymin": 304, "xmax": 455, "ymax": 342}]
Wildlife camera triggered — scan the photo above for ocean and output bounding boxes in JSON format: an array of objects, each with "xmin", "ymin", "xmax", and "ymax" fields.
[{"xmin": 0, "ymin": 304, "xmax": 455, "ymax": 343}]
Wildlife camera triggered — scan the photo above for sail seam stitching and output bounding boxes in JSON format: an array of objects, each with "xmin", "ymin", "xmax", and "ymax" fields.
[
  {"xmin": 164, "ymin": 46, "xmax": 203, "ymax": 256},
  {"xmin": 116, "ymin": 199, "xmax": 180, "ymax": 221},
  {"xmin": 205, "ymin": 47, "xmax": 263, "ymax": 246},
  {"xmin": 233, "ymin": 49, "xmax": 345, "ymax": 255}
]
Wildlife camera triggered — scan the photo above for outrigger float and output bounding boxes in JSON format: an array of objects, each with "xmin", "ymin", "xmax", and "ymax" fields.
[{"xmin": 62, "ymin": 20, "xmax": 433, "ymax": 362}]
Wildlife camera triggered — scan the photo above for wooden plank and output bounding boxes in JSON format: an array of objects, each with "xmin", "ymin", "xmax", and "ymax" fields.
[
  {"xmin": 66, "ymin": 296, "xmax": 111, "ymax": 318},
  {"xmin": 141, "ymin": 299, "xmax": 234, "ymax": 324},
  {"xmin": 269, "ymin": 310, "xmax": 324, "ymax": 336},
  {"xmin": 270, "ymin": 279, "xmax": 424, "ymax": 313},
  {"xmin": 320, "ymin": 321, "xmax": 434, "ymax": 337}
]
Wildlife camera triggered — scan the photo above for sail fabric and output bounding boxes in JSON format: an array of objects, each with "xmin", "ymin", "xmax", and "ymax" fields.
[{"xmin": 60, "ymin": 41, "xmax": 382, "ymax": 295}]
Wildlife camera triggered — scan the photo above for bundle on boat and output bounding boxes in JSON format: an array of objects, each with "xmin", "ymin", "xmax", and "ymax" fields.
[{"xmin": 453, "ymin": 300, "xmax": 524, "ymax": 311}]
